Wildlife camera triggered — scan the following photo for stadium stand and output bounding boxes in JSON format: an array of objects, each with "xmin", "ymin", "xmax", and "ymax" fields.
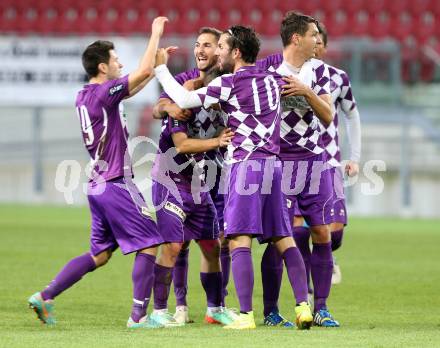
[{"xmin": 0, "ymin": 0, "xmax": 438, "ymax": 82}]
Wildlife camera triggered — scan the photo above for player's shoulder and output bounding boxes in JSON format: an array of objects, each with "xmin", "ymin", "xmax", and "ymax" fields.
[
  {"xmin": 310, "ymin": 58, "xmax": 327, "ymax": 70},
  {"xmin": 256, "ymin": 53, "xmax": 283, "ymax": 71},
  {"xmin": 175, "ymin": 68, "xmax": 200, "ymax": 83}
]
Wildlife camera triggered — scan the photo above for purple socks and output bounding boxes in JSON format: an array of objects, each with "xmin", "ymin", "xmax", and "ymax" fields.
[
  {"xmin": 220, "ymin": 246, "xmax": 231, "ymax": 306},
  {"xmin": 331, "ymin": 229, "xmax": 344, "ymax": 251},
  {"xmin": 281, "ymin": 247, "xmax": 309, "ymax": 304},
  {"xmin": 131, "ymin": 253, "xmax": 156, "ymax": 322},
  {"xmin": 292, "ymin": 226, "xmax": 312, "ymax": 292},
  {"xmin": 173, "ymin": 248, "xmax": 189, "ymax": 306},
  {"xmin": 261, "ymin": 244, "xmax": 283, "ymax": 316},
  {"xmin": 41, "ymin": 252, "xmax": 96, "ymax": 301},
  {"xmin": 231, "ymin": 247, "xmax": 253, "ymax": 313},
  {"xmin": 311, "ymin": 242, "xmax": 333, "ymax": 312},
  {"xmin": 200, "ymin": 272, "xmax": 222, "ymax": 307},
  {"xmin": 153, "ymin": 264, "xmax": 174, "ymax": 310}
]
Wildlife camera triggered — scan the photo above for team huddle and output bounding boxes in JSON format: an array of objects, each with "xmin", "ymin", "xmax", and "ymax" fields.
[{"xmin": 28, "ymin": 11, "xmax": 361, "ymax": 330}]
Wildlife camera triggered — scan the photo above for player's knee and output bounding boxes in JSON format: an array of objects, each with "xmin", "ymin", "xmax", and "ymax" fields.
[
  {"xmin": 198, "ymin": 239, "xmax": 220, "ymax": 260},
  {"xmin": 310, "ymin": 225, "xmax": 331, "ymax": 243},
  {"xmin": 93, "ymin": 249, "xmax": 112, "ymax": 267}
]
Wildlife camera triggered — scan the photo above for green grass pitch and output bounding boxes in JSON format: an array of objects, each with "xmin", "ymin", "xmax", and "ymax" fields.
[{"xmin": 1, "ymin": 204, "xmax": 439, "ymax": 347}]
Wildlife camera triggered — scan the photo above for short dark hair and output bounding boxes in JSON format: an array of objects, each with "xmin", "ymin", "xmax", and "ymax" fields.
[
  {"xmin": 81, "ymin": 40, "xmax": 114, "ymax": 78},
  {"xmin": 280, "ymin": 11, "xmax": 318, "ymax": 47},
  {"xmin": 198, "ymin": 27, "xmax": 222, "ymax": 40},
  {"xmin": 224, "ymin": 25, "xmax": 260, "ymax": 64},
  {"xmin": 317, "ymin": 22, "xmax": 328, "ymax": 47}
]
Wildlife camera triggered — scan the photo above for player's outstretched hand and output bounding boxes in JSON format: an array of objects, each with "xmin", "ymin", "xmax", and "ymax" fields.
[
  {"xmin": 281, "ymin": 75, "xmax": 311, "ymax": 97},
  {"xmin": 183, "ymin": 78, "xmax": 204, "ymax": 91},
  {"xmin": 345, "ymin": 160, "xmax": 359, "ymax": 177},
  {"xmin": 155, "ymin": 46, "xmax": 179, "ymax": 67},
  {"xmin": 151, "ymin": 17, "xmax": 168, "ymax": 37},
  {"xmin": 166, "ymin": 103, "xmax": 192, "ymax": 121},
  {"xmin": 217, "ymin": 128, "xmax": 234, "ymax": 147}
]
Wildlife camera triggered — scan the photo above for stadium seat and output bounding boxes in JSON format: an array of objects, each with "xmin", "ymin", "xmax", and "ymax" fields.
[{"xmin": 369, "ymin": 11, "xmax": 391, "ymax": 40}]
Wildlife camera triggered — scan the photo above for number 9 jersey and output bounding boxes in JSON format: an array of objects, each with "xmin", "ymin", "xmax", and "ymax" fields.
[{"xmin": 75, "ymin": 75, "xmax": 130, "ymax": 183}]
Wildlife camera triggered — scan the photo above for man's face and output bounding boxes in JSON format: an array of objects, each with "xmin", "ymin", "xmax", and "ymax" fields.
[
  {"xmin": 315, "ymin": 33, "xmax": 327, "ymax": 59},
  {"xmin": 215, "ymin": 33, "xmax": 235, "ymax": 73},
  {"xmin": 298, "ymin": 23, "xmax": 319, "ymax": 60},
  {"xmin": 102, "ymin": 49, "xmax": 123, "ymax": 80},
  {"xmin": 194, "ymin": 33, "xmax": 219, "ymax": 72}
]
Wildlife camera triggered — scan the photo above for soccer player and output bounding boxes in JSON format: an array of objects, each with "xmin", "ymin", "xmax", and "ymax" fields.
[
  {"xmin": 315, "ymin": 22, "xmax": 361, "ymax": 283},
  {"xmin": 256, "ymin": 12, "xmax": 340, "ymax": 327},
  {"xmin": 152, "ymin": 28, "xmax": 233, "ymax": 324},
  {"xmin": 28, "ymin": 17, "xmax": 169, "ymax": 329},
  {"xmin": 154, "ymin": 25, "xmax": 313, "ymax": 330}
]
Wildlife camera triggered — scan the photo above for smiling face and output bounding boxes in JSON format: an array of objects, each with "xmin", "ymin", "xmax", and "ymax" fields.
[
  {"xmin": 194, "ymin": 33, "xmax": 219, "ymax": 72},
  {"xmin": 215, "ymin": 33, "xmax": 236, "ymax": 73}
]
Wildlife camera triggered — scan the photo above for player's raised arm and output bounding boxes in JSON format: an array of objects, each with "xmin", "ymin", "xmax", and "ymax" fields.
[
  {"xmin": 127, "ymin": 17, "xmax": 168, "ymax": 95},
  {"xmin": 172, "ymin": 128, "xmax": 234, "ymax": 154}
]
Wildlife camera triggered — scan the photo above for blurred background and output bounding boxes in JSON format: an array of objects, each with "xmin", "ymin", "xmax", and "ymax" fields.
[{"xmin": 0, "ymin": 0, "xmax": 439, "ymax": 217}]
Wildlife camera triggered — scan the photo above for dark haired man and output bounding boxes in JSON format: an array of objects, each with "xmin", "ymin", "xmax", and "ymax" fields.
[
  {"xmin": 150, "ymin": 27, "xmax": 236, "ymax": 326},
  {"xmin": 154, "ymin": 25, "xmax": 312, "ymax": 330},
  {"xmin": 256, "ymin": 11, "xmax": 340, "ymax": 327},
  {"xmin": 28, "ymin": 17, "xmax": 169, "ymax": 329},
  {"xmin": 293, "ymin": 22, "xmax": 361, "ymax": 287}
]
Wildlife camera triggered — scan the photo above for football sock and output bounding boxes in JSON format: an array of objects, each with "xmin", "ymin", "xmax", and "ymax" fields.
[
  {"xmin": 281, "ymin": 247, "xmax": 309, "ymax": 304},
  {"xmin": 153, "ymin": 264, "xmax": 173, "ymax": 310},
  {"xmin": 131, "ymin": 252, "xmax": 156, "ymax": 322},
  {"xmin": 311, "ymin": 242, "xmax": 333, "ymax": 312},
  {"xmin": 173, "ymin": 248, "xmax": 189, "ymax": 307},
  {"xmin": 261, "ymin": 243, "xmax": 283, "ymax": 316},
  {"xmin": 41, "ymin": 252, "xmax": 96, "ymax": 301},
  {"xmin": 293, "ymin": 226, "xmax": 312, "ymax": 292},
  {"xmin": 220, "ymin": 246, "xmax": 231, "ymax": 307},
  {"xmin": 331, "ymin": 229, "xmax": 344, "ymax": 251},
  {"xmin": 231, "ymin": 247, "xmax": 253, "ymax": 313},
  {"xmin": 200, "ymin": 272, "xmax": 222, "ymax": 308}
]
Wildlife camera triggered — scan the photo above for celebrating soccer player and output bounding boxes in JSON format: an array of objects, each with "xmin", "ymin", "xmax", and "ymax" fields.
[
  {"xmin": 293, "ymin": 22, "xmax": 361, "ymax": 286},
  {"xmin": 152, "ymin": 27, "xmax": 233, "ymax": 324},
  {"xmin": 28, "ymin": 17, "xmax": 169, "ymax": 329},
  {"xmin": 154, "ymin": 25, "xmax": 313, "ymax": 330},
  {"xmin": 256, "ymin": 12, "xmax": 340, "ymax": 327}
]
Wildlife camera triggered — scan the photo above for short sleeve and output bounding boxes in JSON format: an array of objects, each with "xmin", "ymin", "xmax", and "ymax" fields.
[
  {"xmin": 168, "ymin": 116, "xmax": 189, "ymax": 134},
  {"xmin": 197, "ymin": 75, "xmax": 233, "ymax": 108},
  {"xmin": 94, "ymin": 75, "xmax": 129, "ymax": 106},
  {"xmin": 339, "ymin": 71, "xmax": 357, "ymax": 113},
  {"xmin": 313, "ymin": 63, "xmax": 331, "ymax": 96}
]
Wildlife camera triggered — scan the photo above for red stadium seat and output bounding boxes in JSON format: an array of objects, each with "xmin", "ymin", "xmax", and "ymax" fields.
[
  {"xmin": 344, "ymin": 0, "xmax": 365, "ymax": 16},
  {"xmin": 348, "ymin": 10, "xmax": 370, "ymax": 37},
  {"xmin": 414, "ymin": 12, "xmax": 436, "ymax": 45},
  {"xmin": 325, "ymin": 10, "xmax": 349, "ymax": 38},
  {"xmin": 389, "ymin": 11, "xmax": 414, "ymax": 43},
  {"xmin": 369, "ymin": 11, "xmax": 392, "ymax": 40}
]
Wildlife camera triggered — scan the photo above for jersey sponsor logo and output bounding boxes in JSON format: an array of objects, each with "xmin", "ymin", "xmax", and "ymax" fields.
[
  {"xmin": 109, "ymin": 84, "xmax": 123, "ymax": 95},
  {"xmin": 164, "ymin": 201, "xmax": 186, "ymax": 221},
  {"xmin": 173, "ymin": 119, "xmax": 180, "ymax": 128},
  {"xmin": 281, "ymin": 95, "xmax": 309, "ymax": 111}
]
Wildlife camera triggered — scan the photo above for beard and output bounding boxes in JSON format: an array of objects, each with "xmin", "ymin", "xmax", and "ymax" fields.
[{"xmin": 219, "ymin": 58, "xmax": 234, "ymax": 74}]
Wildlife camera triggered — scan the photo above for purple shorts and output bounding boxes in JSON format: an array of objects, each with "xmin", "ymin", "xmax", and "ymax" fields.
[
  {"xmin": 282, "ymin": 153, "xmax": 334, "ymax": 226},
  {"xmin": 87, "ymin": 177, "xmax": 162, "ymax": 256},
  {"xmin": 223, "ymin": 158, "xmax": 292, "ymax": 243},
  {"xmin": 331, "ymin": 166, "xmax": 347, "ymax": 225},
  {"xmin": 152, "ymin": 181, "xmax": 219, "ymax": 243}
]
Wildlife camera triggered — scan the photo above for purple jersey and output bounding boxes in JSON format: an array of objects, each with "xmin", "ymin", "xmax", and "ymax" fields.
[
  {"xmin": 75, "ymin": 75, "xmax": 130, "ymax": 183},
  {"xmin": 257, "ymin": 54, "xmax": 331, "ymax": 160},
  {"xmin": 194, "ymin": 66, "xmax": 283, "ymax": 163},
  {"xmin": 321, "ymin": 65, "xmax": 357, "ymax": 167}
]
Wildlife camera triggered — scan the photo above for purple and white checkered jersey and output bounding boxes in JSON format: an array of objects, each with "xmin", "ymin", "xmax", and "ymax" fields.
[
  {"xmin": 160, "ymin": 68, "xmax": 227, "ymax": 167},
  {"xmin": 257, "ymin": 54, "xmax": 331, "ymax": 160},
  {"xmin": 321, "ymin": 65, "xmax": 358, "ymax": 167},
  {"xmin": 75, "ymin": 75, "xmax": 131, "ymax": 183},
  {"xmin": 155, "ymin": 64, "xmax": 283, "ymax": 164}
]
